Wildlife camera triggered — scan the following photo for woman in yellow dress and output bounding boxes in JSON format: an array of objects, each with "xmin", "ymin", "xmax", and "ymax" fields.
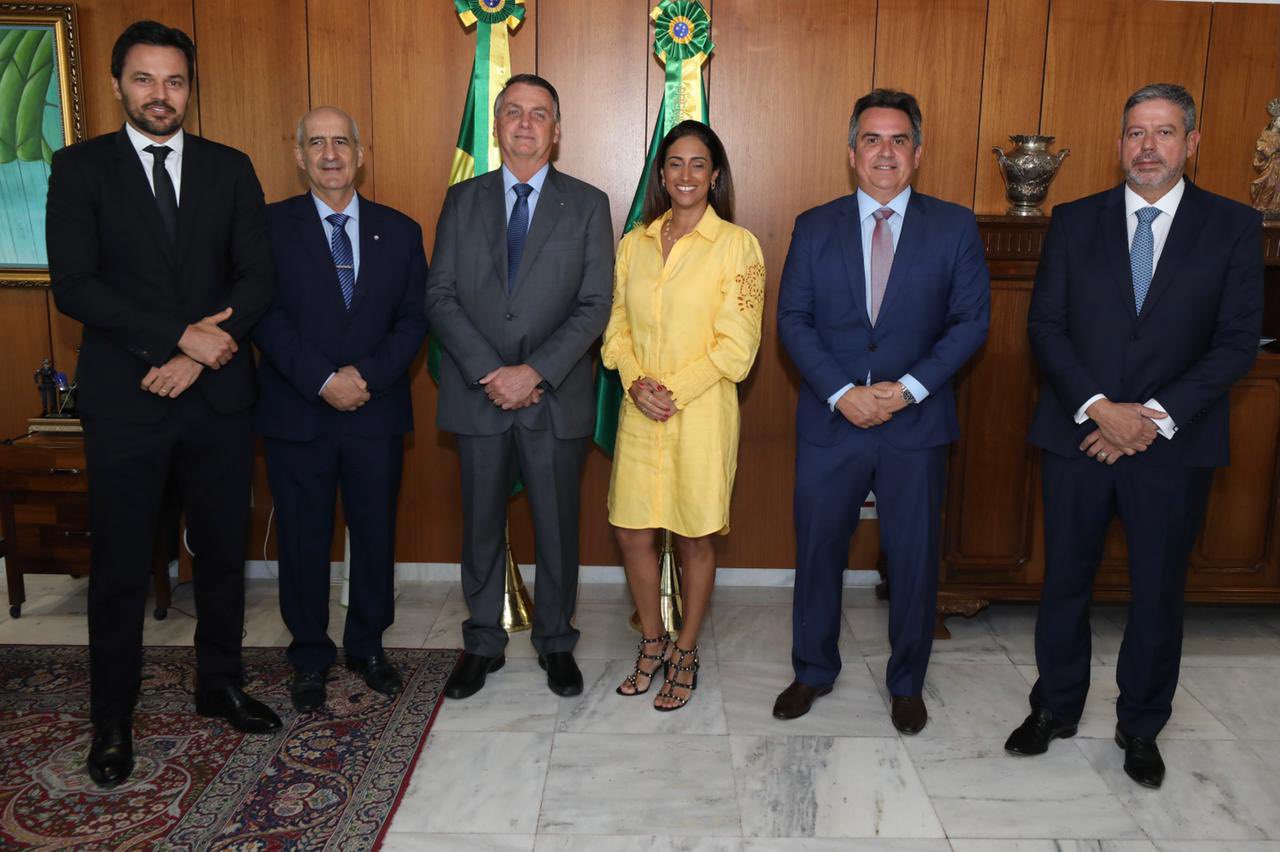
[{"xmin": 602, "ymin": 120, "xmax": 765, "ymax": 710}]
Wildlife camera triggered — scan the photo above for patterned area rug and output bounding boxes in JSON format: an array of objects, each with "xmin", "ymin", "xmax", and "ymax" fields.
[{"xmin": 0, "ymin": 645, "xmax": 457, "ymax": 850}]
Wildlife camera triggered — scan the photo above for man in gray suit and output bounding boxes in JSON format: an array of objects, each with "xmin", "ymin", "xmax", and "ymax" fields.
[{"xmin": 427, "ymin": 74, "xmax": 613, "ymax": 699}]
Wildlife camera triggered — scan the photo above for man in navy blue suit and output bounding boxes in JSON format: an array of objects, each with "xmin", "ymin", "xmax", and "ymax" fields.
[
  {"xmin": 254, "ymin": 106, "xmax": 429, "ymax": 713},
  {"xmin": 1005, "ymin": 84, "xmax": 1263, "ymax": 788},
  {"xmin": 773, "ymin": 89, "xmax": 990, "ymax": 732}
]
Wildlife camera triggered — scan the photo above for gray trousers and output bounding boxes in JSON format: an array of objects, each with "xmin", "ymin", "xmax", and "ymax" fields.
[{"xmin": 456, "ymin": 428, "xmax": 586, "ymax": 656}]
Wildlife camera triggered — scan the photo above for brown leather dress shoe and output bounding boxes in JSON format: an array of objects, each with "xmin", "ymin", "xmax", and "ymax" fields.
[
  {"xmin": 891, "ymin": 694, "xmax": 927, "ymax": 734},
  {"xmin": 772, "ymin": 681, "xmax": 833, "ymax": 720}
]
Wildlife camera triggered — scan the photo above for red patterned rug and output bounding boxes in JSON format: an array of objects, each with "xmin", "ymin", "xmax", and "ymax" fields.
[{"xmin": 0, "ymin": 645, "xmax": 457, "ymax": 849}]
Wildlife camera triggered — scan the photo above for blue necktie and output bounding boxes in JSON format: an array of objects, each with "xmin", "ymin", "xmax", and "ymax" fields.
[
  {"xmin": 327, "ymin": 212, "xmax": 355, "ymax": 310},
  {"xmin": 1131, "ymin": 206, "xmax": 1160, "ymax": 315},
  {"xmin": 507, "ymin": 183, "xmax": 533, "ymax": 292}
]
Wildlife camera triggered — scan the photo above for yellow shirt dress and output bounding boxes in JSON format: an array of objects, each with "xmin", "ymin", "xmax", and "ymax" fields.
[{"xmin": 602, "ymin": 206, "xmax": 765, "ymax": 537}]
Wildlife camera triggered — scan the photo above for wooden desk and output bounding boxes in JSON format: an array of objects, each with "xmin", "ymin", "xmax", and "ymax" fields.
[{"xmin": 0, "ymin": 433, "xmax": 172, "ymax": 618}]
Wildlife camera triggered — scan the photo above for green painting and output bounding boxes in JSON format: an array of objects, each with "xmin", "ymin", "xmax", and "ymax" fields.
[{"xmin": 0, "ymin": 24, "xmax": 63, "ymax": 270}]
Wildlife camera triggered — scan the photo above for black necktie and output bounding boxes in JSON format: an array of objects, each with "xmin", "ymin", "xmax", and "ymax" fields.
[{"xmin": 144, "ymin": 144, "xmax": 178, "ymax": 242}]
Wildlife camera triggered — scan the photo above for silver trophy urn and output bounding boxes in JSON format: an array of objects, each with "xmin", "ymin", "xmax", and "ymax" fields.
[{"xmin": 992, "ymin": 135, "xmax": 1070, "ymax": 217}]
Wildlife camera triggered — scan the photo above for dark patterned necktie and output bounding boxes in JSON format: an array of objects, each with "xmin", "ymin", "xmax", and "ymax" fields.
[
  {"xmin": 143, "ymin": 144, "xmax": 178, "ymax": 242},
  {"xmin": 507, "ymin": 183, "xmax": 533, "ymax": 291},
  {"xmin": 1131, "ymin": 206, "xmax": 1160, "ymax": 314},
  {"xmin": 326, "ymin": 213, "xmax": 355, "ymax": 310}
]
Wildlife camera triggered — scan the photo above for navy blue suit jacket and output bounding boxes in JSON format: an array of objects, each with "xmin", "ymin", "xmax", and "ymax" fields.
[
  {"xmin": 1027, "ymin": 180, "xmax": 1263, "ymax": 467},
  {"xmin": 254, "ymin": 193, "xmax": 429, "ymax": 441},
  {"xmin": 777, "ymin": 190, "xmax": 990, "ymax": 449}
]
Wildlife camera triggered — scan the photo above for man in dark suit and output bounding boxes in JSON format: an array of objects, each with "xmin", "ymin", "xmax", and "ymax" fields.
[
  {"xmin": 1006, "ymin": 83, "xmax": 1263, "ymax": 788},
  {"xmin": 46, "ymin": 21, "xmax": 280, "ymax": 788},
  {"xmin": 254, "ymin": 106, "xmax": 428, "ymax": 713},
  {"xmin": 773, "ymin": 89, "xmax": 990, "ymax": 732},
  {"xmin": 427, "ymin": 74, "xmax": 613, "ymax": 699}
]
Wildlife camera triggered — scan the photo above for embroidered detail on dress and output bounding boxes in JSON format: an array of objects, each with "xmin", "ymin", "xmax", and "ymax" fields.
[{"xmin": 736, "ymin": 263, "xmax": 765, "ymax": 313}]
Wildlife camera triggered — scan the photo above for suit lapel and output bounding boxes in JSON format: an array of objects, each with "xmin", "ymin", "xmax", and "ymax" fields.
[
  {"xmin": 174, "ymin": 133, "xmax": 209, "ymax": 265},
  {"xmin": 113, "ymin": 127, "xmax": 177, "ymax": 268},
  {"xmin": 511, "ymin": 166, "xmax": 565, "ymax": 295},
  {"xmin": 874, "ymin": 192, "xmax": 925, "ymax": 326},
  {"xmin": 350, "ymin": 194, "xmax": 379, "ymax": 314},
  {"xmin": 478, "ymin": 171, "xmax": 508, "ymax": 289},
  {"xmin": 1099, "ymin": 185, "xmax": 1138, "ymax": 323},
  {"xmin": 837, "ymin": 196, "xmax": 871, "ymax": 332},
  {"xmin": 1137, "ymin": 179, "xmax": 1201, "ymax": 326},
  {"xmin": 291, "ymin": 194, "xmax": 349, "ymax": 315}
]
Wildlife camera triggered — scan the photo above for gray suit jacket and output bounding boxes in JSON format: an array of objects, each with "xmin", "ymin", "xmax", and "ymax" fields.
[{"xmin": 427, "ymin": 166, "xmax": 614, "ymax": 438}]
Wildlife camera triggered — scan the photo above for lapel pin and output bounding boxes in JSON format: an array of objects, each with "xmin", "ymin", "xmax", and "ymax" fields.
[{"xmin": 373, "ymin": 234, "xmax": 380, "ymax": 241}]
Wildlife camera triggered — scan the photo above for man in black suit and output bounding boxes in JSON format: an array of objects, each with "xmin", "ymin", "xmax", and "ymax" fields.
[
  {"xmin": 1005, "ymin": 83, "xmax": 1263, "ymax": 788},
  {"xmin": 254, "ymin": 106, "xmax": 428, "ymax": 713},
  {"xmin": 47, "ymin": 21, "xmax": 281, "ymax": 788},
  {"xmin": 427, "ymin": 75, "xmax": 613, "ymax": 699}
]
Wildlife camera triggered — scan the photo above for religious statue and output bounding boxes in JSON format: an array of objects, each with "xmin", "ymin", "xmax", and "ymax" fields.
[{"xmin": 1252, "ymin": 98, "xmax": 1280, "ymax": 220}]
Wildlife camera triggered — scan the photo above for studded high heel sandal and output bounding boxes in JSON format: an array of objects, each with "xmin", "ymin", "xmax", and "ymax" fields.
[
  {"xmin": 616, "ymin": 632, "xmax": 671, "ymax": 696},
  {"xmin": 654, "ymin": 645, "xmax": 698, "ymax": 712}
]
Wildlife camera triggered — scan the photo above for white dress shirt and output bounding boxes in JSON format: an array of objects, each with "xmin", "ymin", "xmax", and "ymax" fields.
[
  {"xmin": 124, "ymin": 122, "xmax": 183, "ymax": 202},
  {"xmin": 1073, "ymin": 179, "xmax": 1185, "ymax": 440},
  {"xmin": 826, "ymin": 187, "xmax": 928, "ymax": 411}
]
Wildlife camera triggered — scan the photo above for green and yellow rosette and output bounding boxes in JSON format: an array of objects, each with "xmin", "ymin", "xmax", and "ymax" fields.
[
  {"xmin": 651, "ymin": 0, "xmax": 713, "ymax": 135},
  {"xmin": 448, "ymin": 0, "xmax": 526, "ymax": 185}
]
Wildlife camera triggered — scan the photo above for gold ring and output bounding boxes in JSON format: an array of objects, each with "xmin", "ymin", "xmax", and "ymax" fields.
[{"xmin": 1098, "ymin": 452, "xmax": 1107, "ymax": 460}]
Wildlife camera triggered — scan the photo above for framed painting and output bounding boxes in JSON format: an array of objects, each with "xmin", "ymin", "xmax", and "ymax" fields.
[{"xmin": 0, "ymin": 3, "xmax": 83, "ymax": 287}]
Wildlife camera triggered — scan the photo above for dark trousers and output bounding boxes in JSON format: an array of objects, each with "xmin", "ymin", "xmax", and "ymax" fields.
[
  {"xmin": 265, "ymin": 434, "xmax": 403, "ymax": 673},
  {"xmin": 456, "ymin": 428, "xmax": 585, "ymax": 657},
  {"xmin": 1031, "ymin": 451, "xmax": 1213, "ymax": 738},
  {"xmin": 83, "ymin": 392, "xmax": 252, "ymax": 726},
  {"xmin": 791, "ymin": 431, "xmax": 947, "ymax": 696}
]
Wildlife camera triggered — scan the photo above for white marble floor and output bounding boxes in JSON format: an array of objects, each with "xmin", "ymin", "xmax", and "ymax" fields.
[{"xmin": 4, "ymin": 571, "xmax": 1280, "ymax": 851}]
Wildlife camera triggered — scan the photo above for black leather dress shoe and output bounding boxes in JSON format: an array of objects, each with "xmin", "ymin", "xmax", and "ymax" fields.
[
  {"xmin": 444, "ymin": 652, "xmax": 505, "ymax": 699},
  {"xmin": 1115, "ymin": 727, "xmax": 1165, "ymax": 788},
  {"xmin": 346, "ymin": 652, "xmax": 403, "ymax": 696},
  {"xmin": 772, "ymin": 681, "xmax": 833, "ymax": 720},
  {"xmin": 891, "ymin": 695, "xmax": 928, "ymax": 734},
  {"xmin": 195, "ymin": 685, "xmax": 283, "ymax": 734},
  {"xmin": 291, "ymin": 670, "xmax": 327, "ymax": 713},
  {"xmin": 538, "ymin": 652, "xmax": 583, "ymax": 697},
  {"xmin": 1005, "ymin": 707, "xmax": 1078, "ymax": 756},
  {"xmin": 86, "ymin": 720, "xmax": 134, "ymax": 788}
]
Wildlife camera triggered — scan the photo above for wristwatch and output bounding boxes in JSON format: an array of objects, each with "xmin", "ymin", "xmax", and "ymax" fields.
[{"xmin": 899, "ymin": 382, "xmax": 916, "ymax": 405}]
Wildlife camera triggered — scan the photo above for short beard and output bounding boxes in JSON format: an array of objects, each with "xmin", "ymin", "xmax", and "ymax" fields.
[
  {"xmin": 125, "ymin": 98, "xmax": 183, "ymax": 138},
  {"xmin": 1125, "ymin": 155, "xmax": 1183, "ymax": 189}
]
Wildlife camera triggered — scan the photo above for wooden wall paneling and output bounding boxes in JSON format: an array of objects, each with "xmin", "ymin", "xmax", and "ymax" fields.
[
  {"xmin": 872, "ymin": 0, "xmax": 988, "ymax": 206},
  {"xmin": 534, "ymin": 0, "xmax": 651, "ymax": 566},
  {"xmin": 193, "ymin": 0, "xmax": 311, "ymax": 203},
  {"xmin": 306, "ymin": 0, "xmax": 377, "ymax": 199},
  {"xmin": 0, "ymin": 291, "xmax": 53, "ymax": 439},
  {"xmin": 1194, "ymin": 2, "xmax": 1280, "ymax": 206},
  {"xmin": 1040, "ymin": 0, "xmax": 1211, "ymax": 210},
  {"xmin": 973, "ymin": 0, "xmax": 1050, "ymax": 214},
  {"xmin": 711, "ymin": 0, "xmax": 877, "ymax": 568}
]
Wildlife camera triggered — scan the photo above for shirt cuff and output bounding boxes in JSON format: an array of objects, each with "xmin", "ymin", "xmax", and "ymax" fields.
[
  {"xmin": 318, "ymin": 372, "xmax": 336, "ymax": 397},
  {"xmin": 827, "ymin": 382, "xmax": 855, "ymax": 411},
  {"xmin": 1075, "ymin": 393, "xmax": 1107, "ymax": 424},
  {"xmin": 899, "ymin": 374, "xmax": 929, "ymax": 404},
  {"xmin": 1145, "ymin": 398, "xmax": 1177, "ymax": 439}
]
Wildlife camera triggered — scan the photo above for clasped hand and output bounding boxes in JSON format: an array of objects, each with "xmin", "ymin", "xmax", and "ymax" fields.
[
  {"xmin": 321, "ymin": 365, "xmax": 370, "ymax": 411},
  {"xmin": 178, "ymin": 307, "xmax": 237, "ymax": 369},
  {"xmin": 1080, "ymin": 399, "xmax": 1167, "ymax": 464},
  {"xmin": 481, "ymin": 364, "xmax": 543, "ymax": 410},
  {"xmin": 141, "ymin": 353, "xmax": 203, "ymax": 398},
  {"xmin": 835, "ymin": 382, "xmax": 907, "ymax": 428},
  {"xmin": 629, "ymin": 377, "xmax": 675, "ymax": 422}
]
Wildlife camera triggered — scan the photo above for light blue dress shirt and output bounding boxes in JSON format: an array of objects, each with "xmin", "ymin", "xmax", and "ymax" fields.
[
  {"xmin": 827, "ymin": 187, "xmax": 929, "ymax": 410},
  {"xmin": 502, "ymin": 163, "xmax": 550, "ymax": 229},
  {"xmin": 314, "ymin": 193, "xmax": 360, "ymax": 396}
]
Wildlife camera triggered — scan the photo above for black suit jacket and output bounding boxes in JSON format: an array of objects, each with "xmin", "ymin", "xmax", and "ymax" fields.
[
  {"xmin": 253, "ymin": 193, "xmax": 429, "ymax": 441},
  {"xmin": 1027, "ymin": 179, "xmax": 1264, "ymax": 467},
  {"xmin": 47, "ymin": 127, "xmax": 275, "ymax": 422}
]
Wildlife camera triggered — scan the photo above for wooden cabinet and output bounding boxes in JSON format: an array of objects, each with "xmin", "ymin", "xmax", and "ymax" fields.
[
  {"xmin": 940, "ymin": 218, "xmax": 1280, "ymax": 603},
  {"xmin": 0, "ymin": 433, "xmax": 171, "ymax": 618}
]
